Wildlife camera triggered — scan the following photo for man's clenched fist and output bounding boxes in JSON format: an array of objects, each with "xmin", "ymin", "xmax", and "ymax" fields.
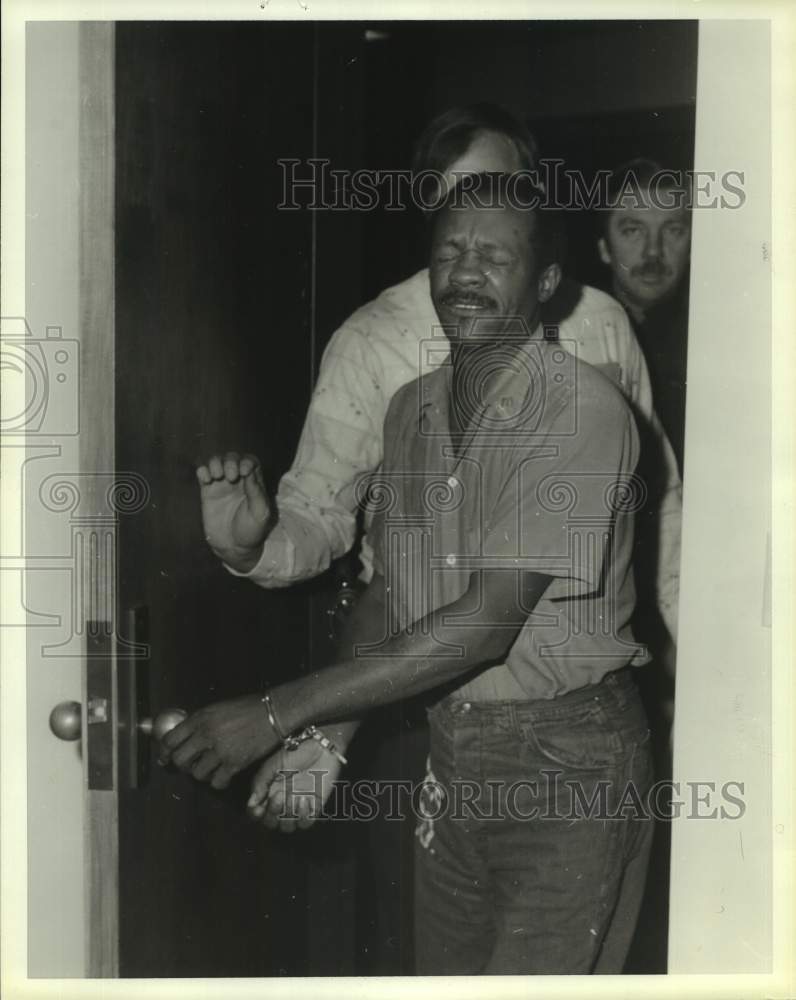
[
  {"xmin": 196, "ymin": 452, "xmax": 274, "ymax": 573},
  {"xmin": 247, "ymin": 741, "xmax": 344, "ymax": 833},
  {"xmin": 158, "ymin": 694, "xmax": 280, "ymax": 790}
]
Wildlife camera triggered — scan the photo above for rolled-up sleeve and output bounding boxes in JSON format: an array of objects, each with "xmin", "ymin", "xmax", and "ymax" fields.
[{"xmin": 231, "ymin": 324, "xmax": 386, "ymax": 588}]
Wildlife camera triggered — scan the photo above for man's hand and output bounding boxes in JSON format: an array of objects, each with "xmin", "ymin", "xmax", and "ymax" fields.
[
  {"xmin": 197, "ymin": 452, "xmax": 274, "ymax": 573},
  {"xmin": 158, "ymin": 694, "xmax": 279, "ymax": 789},
  {"xmin": 247, "ymin": 741, "xmax": 343, "ymax": 833}
]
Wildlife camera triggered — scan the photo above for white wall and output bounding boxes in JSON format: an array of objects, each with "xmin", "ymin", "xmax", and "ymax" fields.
[
  {"xmin": 668, "ymin": 19, "xmax": 772, "ymax": 974},
  {"xmin": 23, "ymin": 21, "xmax": 86, "ymax": 977}
]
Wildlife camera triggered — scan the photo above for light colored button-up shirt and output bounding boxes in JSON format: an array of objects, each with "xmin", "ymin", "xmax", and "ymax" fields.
[
  {"xmin": 233, "ymin": 268, "xmax": 681, "ymax": 638},
  {"xmin": 369, "ymin": 338, "xmax": 646, "ymax": 700}
]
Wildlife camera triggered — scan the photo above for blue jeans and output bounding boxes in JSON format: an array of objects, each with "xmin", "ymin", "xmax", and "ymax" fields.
[{"xmin": 414, "ymin": 669, "xmax": 654, "ymax": 975}]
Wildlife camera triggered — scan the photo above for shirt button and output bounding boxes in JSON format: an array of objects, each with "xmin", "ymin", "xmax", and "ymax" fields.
[{"xmin": 445, "ymin": 553, "xmax": 457, "ymax": 567}]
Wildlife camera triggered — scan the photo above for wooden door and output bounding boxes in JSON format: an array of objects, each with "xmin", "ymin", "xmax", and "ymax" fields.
[
  {"xmin": 39, "ymin": 20, "xmax": 393, "ymax": 977},
  {"xmin": 112, "ymin": 22, "xmax": 317, "ymax": 976}
]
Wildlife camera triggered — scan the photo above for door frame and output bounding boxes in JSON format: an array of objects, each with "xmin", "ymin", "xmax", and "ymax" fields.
[{"xmin": 77, "ymin": 21, "xmax": 119, "ymax": 978}]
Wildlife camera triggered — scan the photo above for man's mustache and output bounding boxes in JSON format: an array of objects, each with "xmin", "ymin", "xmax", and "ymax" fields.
[
  {"xmin": 439, "ymin": 290, "xmax": 499, "ymax": 309},
  {"xmin": 631, "ymin": 262, "xmax": 673, "ymax": 279}
]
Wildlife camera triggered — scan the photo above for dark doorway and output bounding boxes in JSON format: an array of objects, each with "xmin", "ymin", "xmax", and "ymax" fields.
[{"xmin": 113, "ymin": 19, "xmax": 697, "ymax": 976}]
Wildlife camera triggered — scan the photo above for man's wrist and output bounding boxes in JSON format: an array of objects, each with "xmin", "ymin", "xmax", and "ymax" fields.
[
  {"xmin": 325, "ymin": 720, "xmax": 359, "ymax": 753},
  {"xmin": 262, "ymin": 679, "xmax": 359, "ymax": 760},
  {"xmin": 264, "ymin": 680, "xmax": 311, "ymax": 742},
  {"xmin": 222, "ymin": 543, "xmax": 266, "ymax": 575},
  {"xmin": 221, "ymin": 506, "xmax": 278, "ymax": 574},
  {"xmin": 242, "ymin": 692, "xmax": 281, "ymax": 760}
]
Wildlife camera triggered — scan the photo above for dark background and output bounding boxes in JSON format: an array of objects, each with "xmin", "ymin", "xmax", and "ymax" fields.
[
  {"xmin": 356, "ymin": 20, "xmax": 697, "ymax": 314},
  {"xmin": 114, "ymin": 19, "xmax": 697, "ymax": 978}
]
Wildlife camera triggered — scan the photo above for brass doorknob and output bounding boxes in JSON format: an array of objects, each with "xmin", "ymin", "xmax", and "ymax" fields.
[
  {"xmin": 49, "ymin": 703, "xmax": 186, "ymax": 743},
  {"xmin": 138, "ymin": 708, "xmax": 187, "ymax": 742},
  {"xmin": 49, "ymin": 701, "xmax": 82, "ymax": 741}
]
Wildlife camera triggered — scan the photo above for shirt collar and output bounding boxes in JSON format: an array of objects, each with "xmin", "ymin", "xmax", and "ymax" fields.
[
  {"xmin": 417, "ymin": 328, "xmax": 547, "ymax": 466},
  {"xmin": 419, "ymin": 327, "xmax": 545, "ymax": 411}
]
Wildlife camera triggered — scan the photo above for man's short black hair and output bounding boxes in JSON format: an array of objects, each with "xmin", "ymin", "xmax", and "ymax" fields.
[
  {"xmin": 602, "ymin": 158, "xmax": 690, "ymax": 235},
  {"xmin": 411, "ymin": 103, "xmax": 540, "ymax": 177},
  {"xmin": 429, "ymin": 171, "xmax": 565, "ymax": 272}
]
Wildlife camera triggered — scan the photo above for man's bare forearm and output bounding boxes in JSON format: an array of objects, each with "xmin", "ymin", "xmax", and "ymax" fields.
[
  {"xmin": 271, "ymin": 570, "xmax": 550, "ymax": 735},
  {"xmin": 159, "ymin": 570, "xmax": 549, "ymax": 782}
]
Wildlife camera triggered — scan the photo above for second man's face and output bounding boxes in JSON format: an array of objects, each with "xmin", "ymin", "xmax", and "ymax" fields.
[
  {"xmin": 430, "ymin": 204, "xmax": 554, "ymax": 343},
  {"xmin": 599, "ymin": 190, "xmax": 691, "ymax": 316}
]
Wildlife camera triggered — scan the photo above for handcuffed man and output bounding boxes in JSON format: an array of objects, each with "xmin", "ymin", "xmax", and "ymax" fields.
[
  {"xmin": 161, "ymin": 173, "xmax": 655, "ymax": 975},
  {"xmin": 201, "ymin": 107, "xmax": 681, "ymax": 643}
]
